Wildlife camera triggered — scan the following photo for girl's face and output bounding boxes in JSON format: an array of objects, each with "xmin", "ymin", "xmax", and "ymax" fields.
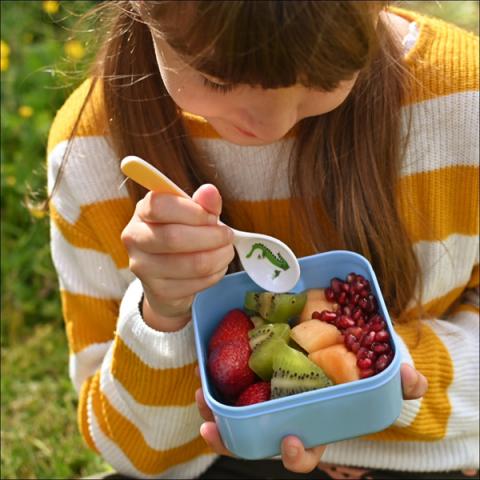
[{"xmin": 152, "ymin": 35, "xmax": 358, "ymax": 146}]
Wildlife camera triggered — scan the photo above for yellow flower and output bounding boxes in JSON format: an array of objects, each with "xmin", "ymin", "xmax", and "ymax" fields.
[
  {"xmin": 30, "ymin": 207, "xmax": 47, "ymax": 219},
  {"xmin": 64, "ymin": 40, "xmax": 85, "ymax": 61},
  {"xmin": 1, "ymin": 40, "xmax": 10, "ymax": 58},
  {"xmin": 42, "ymin": 1, "xmax": 60, "ymax": 15},
  {"xmin": 0, "ymin": 56, "xmax": 9, "ymax": 72},
  {"xmin": 6, "ymin": 176, "xmax": 16, "ymax": 187},
  {"xmin": 18, "ymin": 105, "xmax": 34, "ymax": 118}
]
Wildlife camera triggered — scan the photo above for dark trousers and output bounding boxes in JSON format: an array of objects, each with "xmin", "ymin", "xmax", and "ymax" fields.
[{"xmin": 90, "ymin": 456, "xmax": 479, "ymax": 479}]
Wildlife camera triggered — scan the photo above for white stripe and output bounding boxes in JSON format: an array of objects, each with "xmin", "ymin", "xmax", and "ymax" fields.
[
  {"xmin": 88, "ymin": 405, "xmax": 217, "ymax": 479},
  {"xmin": 414, "ymin": 234, "xmax": 479, "ymax": 307},
  {"xmin": 69, "ymin": 341, "xmax": 112, "ymax": 393},
  {"xmin": 322, "ymin": 434, "xmax": 479, "ymax": 471},
  {"xmin": 117, "ymin": 278, "xmax": 199, "ymax": 369},
  {"xmin": 400, "ymin": 91, "xmax": 479, "ymax": 176},
  {"xmin": 99, "ymin": 346, "xmax": 204, "ymax": 450},
  {"xmin": 48, "ymin": 137, "xmax": 128, "ymax": 224},
  {"xmin": 426, "ymin": 310, "xmax": 480, "ymax": 437},
  {"xmin": 51, "ymin": 222, "xmax": 134, "ymax": 298}
]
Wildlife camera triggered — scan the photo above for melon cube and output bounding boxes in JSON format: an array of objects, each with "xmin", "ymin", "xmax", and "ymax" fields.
[
  {"xmin": 299, "ymin": 288, "xmax": 336, "ymax": 323},
  {"xmin": 290, "ymin": 319, "xmax": 342, "ymax": 353},
  {"xmin": 309, "ymin": 344, "xmax": 360, "ymax": 384}
]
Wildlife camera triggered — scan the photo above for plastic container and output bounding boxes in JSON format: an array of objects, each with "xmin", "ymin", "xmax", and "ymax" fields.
[{"xmin": 192, "ymin": 250, "xmax": 402, "ymax": 459}]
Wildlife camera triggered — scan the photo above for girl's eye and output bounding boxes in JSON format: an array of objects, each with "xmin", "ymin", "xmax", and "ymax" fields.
[{"xmin": 202, "ymin": 76, "xmax": 235, "ymax": 94}]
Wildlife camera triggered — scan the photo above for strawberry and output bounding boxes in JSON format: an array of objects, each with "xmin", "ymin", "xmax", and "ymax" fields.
[
  {"xmin": 207, "ymin": 339, "xmax": 256, "ymax": 401},
  {"xmin": 235, "ymin": 381, "xmax": 271, "ymax": 406},
  {"xmin": 208, "ymin": 309, "xmax": 254, "ymax": 354}
]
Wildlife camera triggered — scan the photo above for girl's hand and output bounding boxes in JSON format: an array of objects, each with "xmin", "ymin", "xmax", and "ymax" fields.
[
  {"xmin": 195, "ymin": 363, "xmax": 428, "ymax": 473},
  {"xmin": 121, "ymin": 184, "xmax": 234, "ymax": 332}
]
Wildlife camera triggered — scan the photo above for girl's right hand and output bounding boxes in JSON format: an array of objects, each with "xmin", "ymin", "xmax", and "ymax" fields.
[{"xmin": 121, "ymin": 184, "xmax": 235, "ymax": 332}]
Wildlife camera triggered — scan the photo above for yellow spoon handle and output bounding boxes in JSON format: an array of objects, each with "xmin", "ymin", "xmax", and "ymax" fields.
[{"xmin": 120, "ymin": 155, "xmax": 190, "ymax": 199}]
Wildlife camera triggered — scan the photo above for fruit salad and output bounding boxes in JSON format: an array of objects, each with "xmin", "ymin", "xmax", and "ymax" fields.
[{"xmin": 206, "ymin": 272, "xmax": 394, "ymax": 406}]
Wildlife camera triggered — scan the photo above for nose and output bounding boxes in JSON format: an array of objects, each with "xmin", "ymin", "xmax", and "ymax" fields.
[{"xmin": 240, "ymin": 88, "xmax": 300, "ymax": 141}]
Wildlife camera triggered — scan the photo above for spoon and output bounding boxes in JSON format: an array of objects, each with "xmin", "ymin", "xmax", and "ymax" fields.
[{"xmin": 120, "ymin": 155, "xmax": 300, "ymax": 293}]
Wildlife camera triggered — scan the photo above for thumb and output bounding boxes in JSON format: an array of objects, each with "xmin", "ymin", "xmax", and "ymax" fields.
[{"xmin": 192, "ymin": 184, "xmax": 223, "ymax": 217}]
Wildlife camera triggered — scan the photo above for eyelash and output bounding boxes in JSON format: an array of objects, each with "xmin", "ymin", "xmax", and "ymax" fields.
[{"xmin": 202, "ymin": 77, "xmax": 235, "ymax": 94}]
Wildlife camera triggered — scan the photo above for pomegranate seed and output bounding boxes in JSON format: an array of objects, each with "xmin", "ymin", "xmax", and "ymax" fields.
[
  {"xmin": 342, "ymin": 305, "xmax": 352, "ymax": 316},
  {"xmin": 332, "ymin": 303, "xmax": 340, "ymax": 312},
  {"xmin": 359, "ymin": 368, "xmax": 375, "ymax": 379},
  {"xmin": 369, "ymin": 314, "xmax": 382, "ymax": 323},
  {"xmin": 375, "ymin": 354, "xmax": 391, "ymax": 372},
  {"xmin": 372, "ymin": 342, "xmax": 391, "ymax": 354},
  {"xmin": 359, "ymin": 288, "xmax": 370, "ymax": 297},
  {"xmin": 345, "ymin": 326, "xmax": 363, "ymax": 339},
  {"xmin": 366, "ymin": 294, "xmax": 378, "ymax": 313},
  {"xmin": 320, "ymin": 310, "xmax": 337, "ymax": 323},
  {"xmin": 361, "ymin": 331, "xmax": 376, "ymax": 348},
  {"xmin": 375, "ymin": 330, "xmax": 390, "ymax": 342},
  {"xmin": 312, "ymin": 311, "xmax": 321, "ymax": 320},
  {"xmin": 341, "ymin": 282, "xmax": 351, "ymax": 293},
  {"xmin": 358, "ymin": 297, "xmax": 369, "ymax": 311},
  {"xmin": 344, "ymin": 334, "xmax": 357, "ymax": 350},
  {"xmin": 346, "ymin": 272, "xmax": 357, "ymax": 284},
  {"xmin": 325, "ymin": 287, "xmax": 335, "ymax": 302},
  {"xmin": 337, "ymin": 291, "xmax": 348, "ymax": 305},
  {"xmin": 357, "ymin": 317, "xmax": 366, "ymax": 327},
  {"xmin": 357, "ymin": 347, "xmax": 369, "ymax": 359},
  {"xmin": 337, "ymin": 315, "xmax": 355, "ymax": 329},
  {"xmin": 366, "ymin": 350, "xmax": 377, "ymax": 361},
  {"xmin": 351, "ymin": 341, "xmax": 361, "ymax": 354},
  {"xmin": 357, "ymin": 357, "xmax": 373, "ymax": 370},
  {"xmin": 352, "ymin": 306, "xmax": 362, "ymax": 320},
  {"xmin": 331, "ymin": 278, "xmax": 344, "ymax": 293}
]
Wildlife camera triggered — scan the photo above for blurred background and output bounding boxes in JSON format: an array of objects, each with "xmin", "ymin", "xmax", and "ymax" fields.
[{"xmin": 1, "ymin": 1, "xmax": 478, "ymax": 478}]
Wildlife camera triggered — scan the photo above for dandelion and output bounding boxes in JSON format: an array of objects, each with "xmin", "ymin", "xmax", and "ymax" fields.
[
  {"xmin": 1, "ymin": 40, "xmax": 10, "ymax": 72},
  {"xmin": 64, "ymin": 40, "xmax": 85, "ymax": 61},
  {"xmin": 42, "ymin": 1, "xmax": 60, "ymax": 15},
  {"xmin": 30, "ymin": 207, "xmax": 47, "ymax": 219},
  {"xmin": 6, "ymin": 176, "xmax": 16, "ymax": 187},
  {"xmin": 18, "ymin": 105, "xmax": 34, "ymax": 118}
]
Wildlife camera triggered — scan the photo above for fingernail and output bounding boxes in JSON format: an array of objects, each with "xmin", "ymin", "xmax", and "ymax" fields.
[
  {"xmin": 285, "ymin": 446, "xmax": 298, "ymax": 458},
  {"xmin": 207, "ymin": 214, "xmax": 218, "ymax": 225}
]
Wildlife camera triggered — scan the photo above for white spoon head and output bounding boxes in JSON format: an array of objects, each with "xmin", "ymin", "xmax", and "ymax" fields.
[{"xmin": 235, "ymin": 236, "xmax": 300, "ymax": 293}]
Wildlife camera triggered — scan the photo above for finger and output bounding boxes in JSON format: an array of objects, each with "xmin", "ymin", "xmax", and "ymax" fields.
[
  {"xmin": 138, "ymin": 191, "xmax": 218, "ymax": 225},
  {"xmin": 199, "ymin": 422, "xmax": 233, "ymax": 457},
  {"xmin": 400, "ymin": 363, "xmax": 428, "ymax": 400},
  {"xmin": 192, "ymin": 184, "xmax": 222, "ymax": 217},
  {"xmin": 195, "ymin": 388, "xmax": 215, "ymax": 422},
  {"xmin": 281, "ymin": 435, "xmax": 326, "ymax": 473},
  {"xmin": 124, "ymin": 222, "xmax": 233, "ymax": 254},
  {"xmin": 145, "ymin": 266, "xmax": 229, "ymax": 303},
  {"xmin": 129, "ymin": 245, "xmax": 234, "ymax": 280}
]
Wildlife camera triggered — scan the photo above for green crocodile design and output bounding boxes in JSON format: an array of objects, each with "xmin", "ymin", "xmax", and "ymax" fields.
[{"xmin": 245, "ymin": 243, "xmax": 290, "ymax": 272}]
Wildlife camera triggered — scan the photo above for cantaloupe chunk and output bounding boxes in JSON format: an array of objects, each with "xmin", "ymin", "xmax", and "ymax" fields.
[
  {"xmin": 299, "ymin": 288, "xmax": 336, "ymax": 323},
  {"xmin": 290, "ymin": 319, "xmax": 342, "ymax": 353},
  {"xmin": 309, "ymin": 344, "xmax": 360, "ymax": 384}
]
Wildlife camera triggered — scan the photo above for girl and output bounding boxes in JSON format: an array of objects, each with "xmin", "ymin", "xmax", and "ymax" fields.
[{"xmin": 46, "ymin": 1, "xmax": 479, "ymax": 479}]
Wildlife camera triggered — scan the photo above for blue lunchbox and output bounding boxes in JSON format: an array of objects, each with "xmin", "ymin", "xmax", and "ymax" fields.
[{"xmin": 192, "ymin": 250, "xmax": 402, "ymax": 459}]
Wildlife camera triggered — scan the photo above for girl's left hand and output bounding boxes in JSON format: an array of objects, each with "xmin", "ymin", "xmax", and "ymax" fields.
[{"xmin": 195, "ymin": 362, "xmax": 428, "ymax": 473}]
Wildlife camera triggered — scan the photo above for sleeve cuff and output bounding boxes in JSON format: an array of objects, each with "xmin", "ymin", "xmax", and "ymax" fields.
[{"xmin": 116, "ymin": 278, "xmax": 198, "ymax": 369}]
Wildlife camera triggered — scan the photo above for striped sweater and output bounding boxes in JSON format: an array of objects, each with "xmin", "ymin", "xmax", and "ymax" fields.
[{"xmin": 47, "ymin": 9, "xmax": 479, "ymax": 478}]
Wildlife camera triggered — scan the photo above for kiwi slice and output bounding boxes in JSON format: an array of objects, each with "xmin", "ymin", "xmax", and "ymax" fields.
[
  {"xmin": 248, "ymin": 323, "xmax": 291, "ymax": 350},
  {"xmin": 249, "ymin": 336, "xmax": 287, "ymax": 381},
  {"xmin": 244, "ymin": 291, "xmax": 307, "ymax": 323},
  {"xmin": 271, "ymin": 342, "xmax": 332, "ymax": 399}
]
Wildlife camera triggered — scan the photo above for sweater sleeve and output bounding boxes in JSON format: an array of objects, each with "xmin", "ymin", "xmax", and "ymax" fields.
[{"xmin": 48, "ymin": 134, "xmax": 216, "ymax": 478}]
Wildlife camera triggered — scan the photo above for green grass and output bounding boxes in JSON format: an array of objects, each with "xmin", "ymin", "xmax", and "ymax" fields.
[{"xmin": 1, "ymin": 1, "xmax": 478, "ymax": 479}]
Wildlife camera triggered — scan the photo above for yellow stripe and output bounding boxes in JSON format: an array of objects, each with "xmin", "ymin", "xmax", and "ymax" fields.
[
  {"xmin": 111, "ymin": 336, "xmax": 201, "ymax": 406},
  {"xmin": 78, "ymin": 373, "xmax": 100, "ymax": 453},
  {"xmin": 366, "ymin": 321, "xmax": 453, "ymax": 441},
  {"xmin": 51, "ymin": 198, "xmax": 132, "ymax": 269},
  {"xmin": 398, "ymin": 166, "xmax": 479, "ymax": 243},
  {"xmin": 90, "ymin": 373, "xmax": 212, "ymax": 475},
  {"xmin": 467, "ymin": 264, "xmax": 479, "ymax": 288},
  {"xmin": 47, "ymin": 78, "xmax": 107, "ymax": 155},
  {"xmin": 62, "ymin": 291, "xmax": 118, "ymax": 353},
  {"xmin": 391, "ymin": 7, "xmax": 479, "ymax": 105},
  {"xmin": 452, "ymin": 303, "xmax": 479, "ymax": 315}
]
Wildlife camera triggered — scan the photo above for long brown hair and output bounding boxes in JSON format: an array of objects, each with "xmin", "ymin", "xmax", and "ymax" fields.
[{"xmin": 52, "ymin": 1, "xmax": 420, "ymax": 320}]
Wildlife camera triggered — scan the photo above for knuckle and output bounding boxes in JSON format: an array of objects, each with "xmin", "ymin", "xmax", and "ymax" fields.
[
  {"xmin": 192, "ymin": 251, "xmax": 214, "ymax": 277},
  {"xmin": 160, "ymin": 225, "xmax": 182, "ymax": 251},
  {"xmin": 121, "ymin": 225, "xmax": 136, "ymax": 250}
]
